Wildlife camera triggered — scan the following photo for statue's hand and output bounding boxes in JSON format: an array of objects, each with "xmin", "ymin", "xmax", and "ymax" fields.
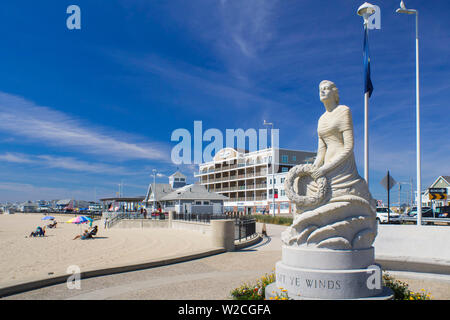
[{"xmin": 311, "ymin": 168, "xmax": 324, "ymax": 180}]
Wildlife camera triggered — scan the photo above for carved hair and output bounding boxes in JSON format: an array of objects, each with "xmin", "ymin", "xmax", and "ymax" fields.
[{"xmin": 319, "ymin": 80, "xmax": 340, "ymax": 105}]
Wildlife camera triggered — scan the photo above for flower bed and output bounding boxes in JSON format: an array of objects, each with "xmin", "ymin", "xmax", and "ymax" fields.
[{"xmin": 230, "ymin": 271, "xmax": 432, "ymax": 300}]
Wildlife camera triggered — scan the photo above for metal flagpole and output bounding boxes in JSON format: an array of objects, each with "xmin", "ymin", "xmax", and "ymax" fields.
[
  {"xmin": 357, "ymin": 3, "xmax": 376, "ymax": 185},
  {"xmin": 364, "ymin": 91, "xmax": 369, "ymax": 183}
]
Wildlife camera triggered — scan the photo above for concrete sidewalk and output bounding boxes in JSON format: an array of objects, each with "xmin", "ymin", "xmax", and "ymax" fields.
[{"xmin": 3, "ymin": 223, "xmax": 450, "ymax": 300}]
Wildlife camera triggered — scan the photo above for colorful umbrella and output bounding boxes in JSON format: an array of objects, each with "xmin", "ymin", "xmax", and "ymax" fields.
[
  {"xmin": 66, "ymin": 216, "xmax": 91, "ymax": 224},
  {"xmin": 66, "ymin": 216, "xmax": 93, "ymax": 235},
  {"xmin": 41, "ymin": 216, "xmax": 55, "ymax": 220}
]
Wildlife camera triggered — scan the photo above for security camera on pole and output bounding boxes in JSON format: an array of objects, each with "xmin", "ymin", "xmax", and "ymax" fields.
[{"xmin": 357, "ymin": 2, "xmax": 380, "ymax": 185}]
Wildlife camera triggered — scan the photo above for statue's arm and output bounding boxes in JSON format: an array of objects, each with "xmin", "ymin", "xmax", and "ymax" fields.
[
  {"xmin": 313, "ymin": 136, "xmax": 326, "ymax": 168},
  {"xmin": 317, "ymin": 129, "xmax": 353, "ymax": 176}
]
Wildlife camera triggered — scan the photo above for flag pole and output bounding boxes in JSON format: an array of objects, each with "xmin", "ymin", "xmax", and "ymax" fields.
[
  {"xmin": 364, "ymin": 91, "xmax": 369, "ymax": 184},
  {"xmin": 363, "ymin": 22, "xmax": 370, "ymax": 185},
  {"xmin": 358, "ymin": 2, "xmax": 376, "ymax": 185}
]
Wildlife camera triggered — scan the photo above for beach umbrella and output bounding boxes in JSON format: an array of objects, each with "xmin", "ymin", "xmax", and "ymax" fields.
[
  {"xmin": 66, "ymin": 216, "xmax": 90, "ymax": 224},
  {"xmin": 66, "ymin": 216, "xmax": 91, "ymax": 234},
  {"xmin": 41, "ymin": 216, "xmax": 55, "ymax": 220}
]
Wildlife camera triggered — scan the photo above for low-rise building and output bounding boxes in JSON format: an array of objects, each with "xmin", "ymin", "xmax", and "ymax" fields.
[
  {"xmin": 18, "ymin": 201, "xmax": 38, "ymax": 213},
  {"xmin": 423, "ymin": 175, "xmax": 449, "ymax": 207},
  {"xmin": 160, "ymin": 184, "xmax": 228, "ymax": 215}
]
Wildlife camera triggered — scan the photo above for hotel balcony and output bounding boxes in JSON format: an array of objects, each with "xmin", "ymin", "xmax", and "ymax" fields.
[{"xmin": 195, "ymin": 160, "xmax": 268, "ymax": 177}]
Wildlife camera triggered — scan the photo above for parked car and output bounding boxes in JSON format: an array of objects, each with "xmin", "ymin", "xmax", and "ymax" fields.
[
  {"xmin": 407, "ymin": 207, "xmax": 433, "ymax": 218},
  {"xmin": 376, "ymin": 207, "xmax": 401, "ymax": 224},
  {"xmin": 435, "ymin": 206, "xmax": 450, "ymax": 219}
]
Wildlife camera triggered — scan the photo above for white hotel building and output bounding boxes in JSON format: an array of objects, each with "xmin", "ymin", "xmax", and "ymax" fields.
[{"xmin": 195, "ymin": 147, "xmax": 316, "ymax": 215}]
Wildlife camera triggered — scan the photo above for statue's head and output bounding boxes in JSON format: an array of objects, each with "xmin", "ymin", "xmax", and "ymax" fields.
[{"xmin": 319, "ymin": 80, "xmax": 340, "ymax": 105}]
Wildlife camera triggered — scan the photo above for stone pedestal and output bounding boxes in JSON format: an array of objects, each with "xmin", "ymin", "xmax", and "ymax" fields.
[{"xmin": 265, "ymin": 246, "xmax": 393, "ymax": 300}]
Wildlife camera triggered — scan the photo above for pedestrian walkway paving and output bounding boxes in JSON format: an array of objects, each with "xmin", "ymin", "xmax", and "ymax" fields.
[{"xmin": 3, "ymin": 223, "xmax": 450, "ymax": 300}]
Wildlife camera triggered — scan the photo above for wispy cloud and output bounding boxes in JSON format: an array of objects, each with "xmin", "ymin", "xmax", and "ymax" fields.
[
  {"xmin": 0, "ymin": 152, "xmax": 138, "ymax": 175},
  {"xmin": 0, "ymin": 92, "xmax": 170, "ymax": 162},
  {"xmin": 0, "ymin": 182, "xmax": 84, "ymax": 201}
]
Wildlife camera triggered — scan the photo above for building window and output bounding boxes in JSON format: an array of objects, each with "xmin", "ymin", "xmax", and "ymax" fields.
[
  {"xmin": 282, "ymin": 167, "xmax": 289, "ymax": 173},
  {"xmin": 281, "ymin": 178, "xmax": 285, "ymax": 183},
  {"xmin": 281, "ymin": 155, "xmax": 288, "ymax": 163},
  {"xmin": 203, "ymin": 201, "xmax": 210, "ymax": 205},
  {"xmin": 195, "ymin": 201, "xmax": 202, "ymax": 205},
  {"xmin": 281, "ymin": 190, "xmax": 286, "ymax": 196},
  {"xmin": 292, "ymin": 155, "xmax": 296, "ymax": 161}
]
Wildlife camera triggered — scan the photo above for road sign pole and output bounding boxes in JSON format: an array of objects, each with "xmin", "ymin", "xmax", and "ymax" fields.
[{"xmin": 387, "ymin": 171, "xmax": 390, "ymax": 223}]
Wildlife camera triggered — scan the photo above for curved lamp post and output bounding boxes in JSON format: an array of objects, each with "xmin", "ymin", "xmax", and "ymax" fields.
[{"xmin": 396, "ymin": 1, "xmax": 422, "ymax": 226}]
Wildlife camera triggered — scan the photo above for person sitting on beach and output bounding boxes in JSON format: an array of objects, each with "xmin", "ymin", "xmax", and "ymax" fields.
[
  {"xmin": 47, "ymin": 220, "xmax": 57, "ymax": 229},
  {"xmin": 73, "ymin": 226, "xmax": 98, "ymax": 240},
  {"xmin": 29, "ymin": 226, "xmax": 45, "ymax": 237},
  {"xmin": 73, "ymin": 229, "xmax": 89, "ymax": 240},
  {"xmin": 89, "ymin": 225, "xmax": 98, "ymax": 237}
]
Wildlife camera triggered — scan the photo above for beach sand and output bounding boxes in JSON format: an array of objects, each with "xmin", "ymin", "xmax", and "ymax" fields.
[{"xmin": 0, "ymin": 213, "xmax": 215, "ymax": 288}]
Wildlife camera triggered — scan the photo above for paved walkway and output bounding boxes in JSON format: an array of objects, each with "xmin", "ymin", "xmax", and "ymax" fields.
[{"xmin": 3, "ymin": 223, "xmax": 450, "ymax": 300}]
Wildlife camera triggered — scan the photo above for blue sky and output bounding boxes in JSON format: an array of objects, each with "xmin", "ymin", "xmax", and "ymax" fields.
[{"xmin": 0, "ymin": 0, "xmax": 448, "ymax": 204}]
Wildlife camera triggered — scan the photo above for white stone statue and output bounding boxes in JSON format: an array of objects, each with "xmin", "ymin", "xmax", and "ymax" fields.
[{"xmin": 282, "ymin": 80, "xmax": 377, "ymax": 250}]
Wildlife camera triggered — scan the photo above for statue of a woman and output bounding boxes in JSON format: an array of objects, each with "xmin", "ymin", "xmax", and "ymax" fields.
[{"xmin": 282, "ymin": 80, "xmax": 377, "ymax": 250}]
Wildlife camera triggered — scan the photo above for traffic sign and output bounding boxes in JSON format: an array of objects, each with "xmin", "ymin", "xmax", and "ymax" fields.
[
  {"xmin": 429, "ymin": 188, "xmax": 447, "ymax": 194},
  {"xmin": 380, "ymin": 173, "xmax": 397, "ymax": 191},
  {"xmin": 429, "ymin": 193, "xmax": 447, "ymax": 200},
  {"xmin": 429, "ymin": 188, "xmax": 447, "ymax": 200}
]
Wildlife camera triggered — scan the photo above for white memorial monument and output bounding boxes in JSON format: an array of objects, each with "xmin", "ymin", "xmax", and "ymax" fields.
[{"xmin": 265, "ymin": 80, "xmax": 393, "ymax": 299}]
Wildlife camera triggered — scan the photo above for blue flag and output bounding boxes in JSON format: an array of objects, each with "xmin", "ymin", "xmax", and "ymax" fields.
[{"xmin": 363, "ymin": 25, "xmax": 374, "ymax": 97}]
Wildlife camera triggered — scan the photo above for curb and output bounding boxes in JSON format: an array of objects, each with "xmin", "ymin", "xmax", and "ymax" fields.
[
  {"xmin": 235, "ymin": 234, "xmax": 263, "ymax": 250},
  {"xmin": 375, "ymin": 255, "xmax": 450, "ymax": 275},
  {"xmin": 0, "ymin": 248, "xmax": 226, "ymax": 298}
]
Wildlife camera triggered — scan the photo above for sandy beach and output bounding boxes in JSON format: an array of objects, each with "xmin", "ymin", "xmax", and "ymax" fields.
[{"xmin": 0, "ymin": 213, "xmax": 215, "ymax": 288}]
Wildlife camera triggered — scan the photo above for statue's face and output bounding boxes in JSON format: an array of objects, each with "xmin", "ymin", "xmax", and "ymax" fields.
[{"xmin": 319, "ymin": 83, "xmax": 334, "ymax": 103}]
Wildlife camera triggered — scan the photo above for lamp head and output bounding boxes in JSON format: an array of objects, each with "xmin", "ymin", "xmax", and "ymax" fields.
[
  {"xmin": 396, "ymin": 0, "xmax": 417, "ymax": 14},
  {"xmin": 357, "ymin": 2, "xmax": 376, "ymax": 21},
  {"xmin": 396, "ymin": 8, "xmax": 416, "ymax": 14}
]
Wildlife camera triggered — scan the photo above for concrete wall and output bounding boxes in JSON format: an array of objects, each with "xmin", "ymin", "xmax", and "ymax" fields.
[
  {"xmin": 115, "ymin": 219, "xmax": 169, "ymax": 229},
  {"xmin": 170, "ymin": 220, "xmax": 212, "ymax": 235},
  {"xmin": 113, "ymin": 212, "xmax": 236, "ymax": 251}
]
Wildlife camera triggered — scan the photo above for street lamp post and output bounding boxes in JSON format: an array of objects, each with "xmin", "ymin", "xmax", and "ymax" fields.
[
  {"xmin": 152, "ymin": 169, "xmax": 157, "ymax": 212},
  {"xmin": 264, "ymin": 120, "xmax": 276, "ymax": 217},
  {"xmin": 396, "ymin": 1, "xmax": 422, "ymax": 226}
]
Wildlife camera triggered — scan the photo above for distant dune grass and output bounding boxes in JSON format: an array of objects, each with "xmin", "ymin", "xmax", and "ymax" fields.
[{"xmin": 251, "ymin": 214, "xmax": 293, "ymax": 226}]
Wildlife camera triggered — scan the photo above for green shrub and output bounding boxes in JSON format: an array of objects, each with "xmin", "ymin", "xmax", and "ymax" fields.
[
  {"xmin": 230, "ymin": 272, "xmax": 276, "ymax": 300},
  {"xmin": 383, "ymin": 273, "xmax": 432, "ymax": 300},
  {"xmin": 252, "ymin": 215, "xmax": 293, "ymax": 226}
]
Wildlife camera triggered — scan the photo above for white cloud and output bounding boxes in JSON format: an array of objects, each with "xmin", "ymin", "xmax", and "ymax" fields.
[
  {"xmin": 0, "ymin": 92, "xmax": 170, "ymax": 162},
  {"xmin": 0, "ymin": 152, "xmax": 34, "ymax": 164},
  {"xmin": 0, "ymin": 152, "xmax": 136, "ymax": 175}
]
